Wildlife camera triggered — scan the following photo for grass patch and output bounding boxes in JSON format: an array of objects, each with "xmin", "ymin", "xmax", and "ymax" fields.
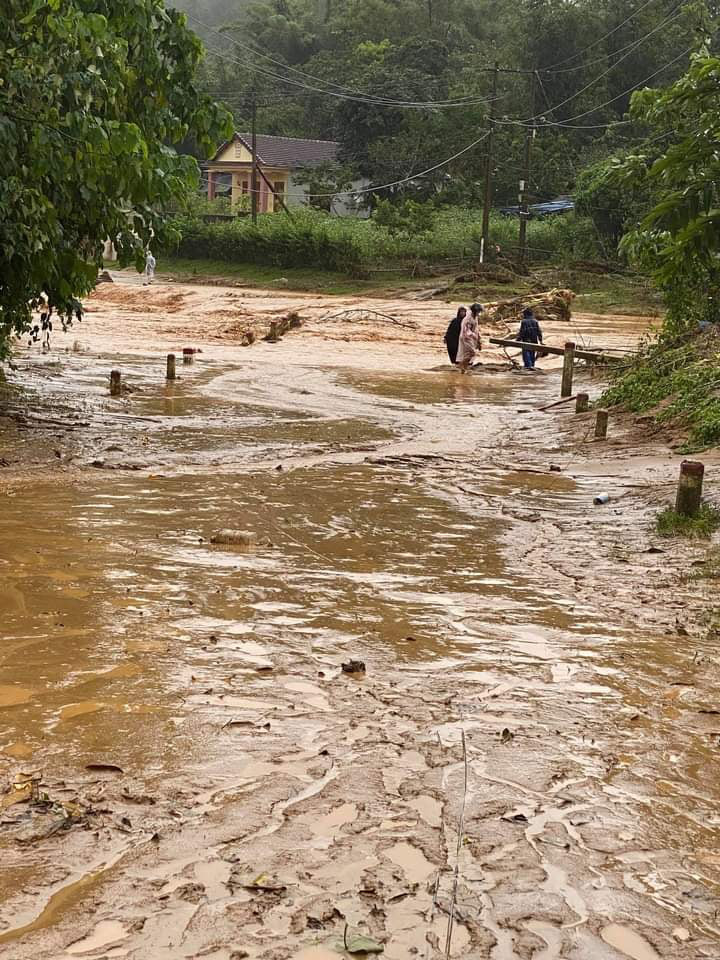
[
  {"xmin": 601, "ymin": 330, "xmax": 720, "ymax": 450},
  {"xmin": 655, "ymin": 503, "xmax": 720, "ymax": 539}
]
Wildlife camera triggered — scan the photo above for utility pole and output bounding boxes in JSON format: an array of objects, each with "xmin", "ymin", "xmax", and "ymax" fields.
[
  {"xmin": 481, "ymin": 61, "xmax": 499, "ymax": 262},
  {"xmin": 251, "ymin": 92, "xmax": 259, "ymax": 224},
  {"xmin": 518, "ymin": 71, "xmax": 536, "ymax": 266}
]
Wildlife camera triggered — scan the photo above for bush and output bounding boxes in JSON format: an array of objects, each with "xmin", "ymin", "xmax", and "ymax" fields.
[
  {"xmin": 165, "ymin": 205, "xmax": 606, "ymax": 276},
  {"xmin": 601, "ymin": 331, "xmax": 720, "ymax": 450}
]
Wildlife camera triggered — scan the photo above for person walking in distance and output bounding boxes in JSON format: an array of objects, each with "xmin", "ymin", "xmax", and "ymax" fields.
[
  {"xmin": 518, "ymin": 306, "xmax": 543, "ymax": 370},
  {"xmin": 144, "ymin": 250, "xmax": 156, "ymax": 285}
]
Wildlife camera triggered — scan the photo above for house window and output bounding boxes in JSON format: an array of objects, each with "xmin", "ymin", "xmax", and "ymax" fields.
[
  {"xmin": 241, "ymin": 180, "xmax": 249, "ymax": 194},
  {"xmin": 234, "ymin": 141, "xmax": 244, "ymax": 158},
  {"xmin": 273, "ymin": 181, "xmax": 286, "ymax": 211}
]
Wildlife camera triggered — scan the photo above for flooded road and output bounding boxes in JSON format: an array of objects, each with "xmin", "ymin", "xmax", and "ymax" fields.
[{"xmin": 1, "ymin": 281, "xmax": 719, "ymax": 959}]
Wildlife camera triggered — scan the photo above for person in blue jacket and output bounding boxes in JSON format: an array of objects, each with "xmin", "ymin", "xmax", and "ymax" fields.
[{"xmin": 518, "ymin": 307, "xmax": 543, "ymax": 370}]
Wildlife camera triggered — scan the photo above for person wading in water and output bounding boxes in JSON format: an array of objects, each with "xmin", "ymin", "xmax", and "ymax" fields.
[
  {"xmin": 444, "ymin": 306, "xmax": 466, "ymax": 366},
  {"xmin": 456, "ymin": 302, "xmax": 483, "ymax": 373},
  {"xmin": 518, "ymin": 306, "xmax": 543, "ymax": 370}
]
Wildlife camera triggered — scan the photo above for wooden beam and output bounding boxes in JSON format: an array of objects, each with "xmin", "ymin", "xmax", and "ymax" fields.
[{"xmin": 489, "ymin": 338, "xmax": 619, "ymax": 363}]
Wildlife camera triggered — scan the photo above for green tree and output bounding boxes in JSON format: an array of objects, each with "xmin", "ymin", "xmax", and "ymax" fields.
[
  {"xmin": 575, "ymin": 153, "xmax": 652, "ymax": 246},
  {"xmin": 0, "ymin": 0, "xmax": 231, "ymax": 357},
  {"xmin": 617, "ymin": 50, "xmax": 720, "ymax": 329}
]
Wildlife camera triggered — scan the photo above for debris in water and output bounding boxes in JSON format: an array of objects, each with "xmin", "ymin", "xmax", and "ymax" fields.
[
  {"xmin": 85, "ymin": 762, "xmax": 124, "ymax": 774},
  {"xmin": 500, "ymin": 727, "xmax": 514, "ymax": 744},
  {"xmin": 210, "ymin": 529, "xmax": 257, "ymax": 547},
  {"xmin": 594, "ymin": 493, "xmax": 611, "ymax": 505},
  {"xmin": 342, "ymin": 660, "xmax": 367, "ymax": 675},
  {"xmin": 339, "ymin": 927, "xmax": 384, "ymax": 955}
]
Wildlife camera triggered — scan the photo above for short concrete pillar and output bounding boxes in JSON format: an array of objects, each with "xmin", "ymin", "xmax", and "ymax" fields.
[
  {"xmin": 575, "ymin": 393, "xmax": 589, "ymax": 413},
  {"xmin": 676, "ymin": 460, "xmax": 704, "ymax": 517},
  {"xmin": 595, "ymin": 409, "xmax": 609, "ymax": 439},
  {"xmin": 183, "ymin": 348, "xmax": 195, "ymax": 365},
  {"xmin": 110, "ymin": 370, "xmax": 122, "ymax": 396},
  {"xmin": 166, "ymin": 354, "xmax": 176, "ymax": 380},
  {"xmin": 561, "ymin": 342, "xmax": 576, "ymax": 398}
]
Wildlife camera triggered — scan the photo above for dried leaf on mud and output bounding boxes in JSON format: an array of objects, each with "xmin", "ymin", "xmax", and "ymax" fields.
[{"xmin": 232, "ymin": 871, "xmax": 287, "ymax": 893}]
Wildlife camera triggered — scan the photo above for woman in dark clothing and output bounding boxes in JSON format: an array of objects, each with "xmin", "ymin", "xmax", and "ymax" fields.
[{"xmin": 444, "ymin": 306, "xmax": 467, "ymax": 365}]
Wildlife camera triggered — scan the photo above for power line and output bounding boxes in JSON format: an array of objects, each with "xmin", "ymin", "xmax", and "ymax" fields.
[
  {"xmin": 535, "ymin": 0, "xmax": 664, "ymax": 71},
  {"xmin": 203, "ymin": 130, "xmax": 492, "ymax": 200},
  {"xmin": 192, "ymin": 13, "xmax": 499, "ymax": 109},
  {"xmin": 495, "ymin": 45, "xmax": 692, "ymax": 131},
  {"xmin": 496, "ymin": 4, "xmax": 685, "ymax": 128}
]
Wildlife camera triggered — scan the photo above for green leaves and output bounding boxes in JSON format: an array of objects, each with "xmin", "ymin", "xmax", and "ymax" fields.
[
  {"xmin": 0, "ymin": 0, "xmax": 231, "ymax": 358},
  {"xmin": 616, "ymin": 51, "xmax": 720, "ymax": 332}
]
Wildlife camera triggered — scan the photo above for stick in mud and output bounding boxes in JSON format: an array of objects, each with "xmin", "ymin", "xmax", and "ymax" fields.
[
  {"xmin": 576, "ymin": 393, "xmax": 589, "ymax": 413},
  {"xmin": 675, "ymin": 460, "xmax": 705, "ymax": 517},
  {"xmin": 595, "ymin": 409, "xmax": 609, "ymax": 439},
  {"xmin": 166, "ymin": 354, "xmax": 176, "ymax": 381},
  {"xmin": 110, "ymin": 370, "xmax": 122, "ymax": 396},
  {"xmin": 561, "ymin": 341, "xmax": 576, "ymax": 398}
]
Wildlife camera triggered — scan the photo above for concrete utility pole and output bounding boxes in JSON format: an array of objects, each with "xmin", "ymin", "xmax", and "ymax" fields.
[
  {"xmin": 481, "ymin": 62, "xmax": 499, "ymax": 260},
  {"xmin": 518, "ymin": 71, "xmax": 536, "ymax": 266},
  {"xmin": 251, "ymin": 93, "xmax": 259, "ymax": 225}
]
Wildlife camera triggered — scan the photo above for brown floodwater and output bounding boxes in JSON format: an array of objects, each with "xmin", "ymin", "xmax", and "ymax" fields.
[{"xmin": 1, "ymin": 313, "xmax": 719, "ymax": 958}]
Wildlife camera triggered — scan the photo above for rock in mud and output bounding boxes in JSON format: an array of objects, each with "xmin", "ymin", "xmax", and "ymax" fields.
[
  {"xmin": 210, "ymin": 529, "xmax": 257, "ymax": 547},
  {"xmin": 342, "ymin": 660, "xmax": 367, "ymax": 675}
]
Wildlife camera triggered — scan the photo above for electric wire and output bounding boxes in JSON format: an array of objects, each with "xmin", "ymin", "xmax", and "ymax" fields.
[
  {"xmin": 496, "ymin": 45, "xmax": 693, "ymax": 131},
  {"xmin": 495, "ymin": 5, "xmax": 686, "ymax": 127},
  {"xmin": 191, "ymin": 13, "xmax": 500, "ymax": 109},
  {"xmin": 534, "ymin": 0, "xmax": 665, "ymax": 71}
]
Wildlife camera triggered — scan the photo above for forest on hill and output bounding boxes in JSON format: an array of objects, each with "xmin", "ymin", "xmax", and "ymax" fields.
[{"xmin": 171, "ymin": 0, "xmax": 715, "ymax": 208}]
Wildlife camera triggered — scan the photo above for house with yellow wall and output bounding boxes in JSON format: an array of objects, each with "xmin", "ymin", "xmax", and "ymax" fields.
[{"xmin": 204, "ymin": 132, "xmax": 368, "ymax": 216}]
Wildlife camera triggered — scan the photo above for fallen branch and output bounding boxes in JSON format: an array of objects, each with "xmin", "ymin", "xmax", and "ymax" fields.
[{"xmin": 538, "ymin": 394, "xmax": 578, "ymax": 412}]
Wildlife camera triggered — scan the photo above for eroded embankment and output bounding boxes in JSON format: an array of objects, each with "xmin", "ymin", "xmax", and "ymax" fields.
[{"xmin": 0, "ymin": 288, "xmax": 719, "ymax": 960}]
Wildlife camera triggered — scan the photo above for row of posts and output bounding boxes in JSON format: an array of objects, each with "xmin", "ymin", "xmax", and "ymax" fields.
[
  {"xmin": 560, "ymin": 340, "xmax": 705, "ymax": 517},
  {"xmin": 109, "ymin": 349, "xmax": 196, "ymax": 396}
]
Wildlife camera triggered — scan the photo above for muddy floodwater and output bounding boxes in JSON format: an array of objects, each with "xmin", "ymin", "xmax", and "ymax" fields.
[{"xmin": 1, "ymin": 279, "xmax": 719, "ymax": 959}]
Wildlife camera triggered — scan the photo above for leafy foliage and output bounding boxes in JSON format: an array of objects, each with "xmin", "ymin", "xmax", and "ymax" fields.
[
  {"xmin": 0, "ymin": 0, "xmax": 231, "ymax": 357},
  {"xmin": 372, "ymin": 199, "xmax": 436, "ymax": 236},
  {"xmin": 575, "ymin": 154, "xmax": 653, "ymax": 248},
  {"xmin": 167, "ymin": 205, "xmax": 602, "ymax": 275},
  {"xmin": 601, "ymin": 331, "xmax": 720, "ymax": 449},
  {"xmin": 616, "ymin": 50, "xmax": 720, "ymax": 332}
]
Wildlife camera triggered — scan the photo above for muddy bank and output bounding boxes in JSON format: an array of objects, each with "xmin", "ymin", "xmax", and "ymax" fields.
[{"xmin": 1, "ymin": 282, "xmax": 719, "ymax": 960}]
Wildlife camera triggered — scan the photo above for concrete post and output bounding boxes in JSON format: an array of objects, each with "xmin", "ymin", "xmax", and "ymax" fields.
[
  {"xmin": 595, "ymin": 409, "xmax": 609, "ymax": 440},
  {"xmin": 575, "ymin": 393, "xmax": 589, "ymax": 413},
  {"xmin": 166, "ymin": 354, "xmax": 176, "ymax": 380},
  {"xmin": 110, "ymin": 370, "xmax": 122, "ymax": 396},
  {"xmin": 561, "ymin": 342, "xmax": 576, "ymax": 398},
  {"xmin": 675, "ymin": 460, "xmax": 704, "ymax": 517}
]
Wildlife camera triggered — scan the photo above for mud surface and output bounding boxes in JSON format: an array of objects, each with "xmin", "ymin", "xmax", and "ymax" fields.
[{"xmin": 1, "ymin": 277, "xmax": 719, "ymax": 960}]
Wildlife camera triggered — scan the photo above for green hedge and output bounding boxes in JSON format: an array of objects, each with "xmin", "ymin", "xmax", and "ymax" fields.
[{"xmin": 166, "ymin": 206, "xmax": 605, "ymax": 275}]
